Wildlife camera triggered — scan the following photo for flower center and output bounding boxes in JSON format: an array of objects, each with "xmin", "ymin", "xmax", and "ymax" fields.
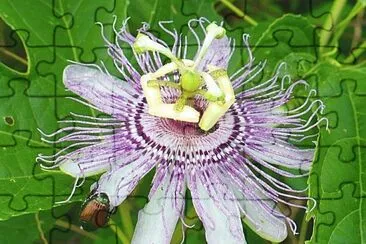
[
  {"xmin": 161, "ymin": 119, "xmax": 204, "ymax": 136},
  {"xmin": 133, "ymin": 22, "xmax": 235, "ymax": 132},
  {"xmin": 159, "ymin": 100, "xmax": 218, "ymax": 136},
  {"xmin": 140, "ymin": 101, "xmax": 234, "ymax": 152}
]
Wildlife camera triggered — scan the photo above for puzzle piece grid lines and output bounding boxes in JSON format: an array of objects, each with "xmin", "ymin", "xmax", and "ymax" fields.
[{"xmin": 0, "ymin": 0, "xmax": 365, "ymax": 243}]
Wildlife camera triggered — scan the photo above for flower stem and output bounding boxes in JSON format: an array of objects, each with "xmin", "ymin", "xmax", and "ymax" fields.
[
  {"xmin": 216, "ymin": 0, "xmax": 234, "ymax": 12},
  {"xmin": 119, "ymin": 203, "xmax": 134, "ymax": 239},
  {"xmin": 109, "ymin": 218, "xmax": 130, "ymax": 243},
  {"xmin": 298, "ymin": 214, "xmax": 310, "ymax": 244},
  {"xmin": 219, "ymin": 0, "xmax": 258, "ymax": 26},
  {"xmin": 320, "ymin": 0, "xmax": 366, "ymax": 57},
  {"xmin": 332, "ymin": 2, "xmax": 366, "ymax": 45},
  {"xmin": 319, "ymin": 0, "xmax": 347, "ymax": 54},
  {"xmin": 0, "ymin": 47, "xmax": 28, "ymax": 66},
  {"xmin": 344, "ymin": 40, "xmax": 366, "ymax": 63},
  {"xmin": 54, "ymin": 219, "xmax": 99, "ymax": 240},
  {"xmin": 35, "ymin": 212, "xmax": 48, "ymax": 244},
  {"xmin": 350, "ymin": 10, "xmax": 364, "ymax": 49}
]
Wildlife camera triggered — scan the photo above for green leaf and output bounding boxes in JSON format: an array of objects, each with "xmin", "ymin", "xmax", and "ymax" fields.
[
  {"xmin": 0, "ymin": 0, "xmax": 129, "ymax": 220},
  {"xmin": 253, "ymin": 14, "xmax": 316, "ymax": 78},
  {"xmin": 0, "ymin": 209, "xmax": 56, "ymax": 243},
  {"xmin": 308, "ymin": 61, "xmax": 366, "ymax": 243},
  {"xmin": 127, "ymin": 0, "xmax": 222, "ymax": 36},
  {"xmin": 0, "ymin": 202, "xmax": 128, "ymax": 243}
]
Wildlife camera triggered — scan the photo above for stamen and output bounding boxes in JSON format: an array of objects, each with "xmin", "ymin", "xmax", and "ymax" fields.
[
  {"xmin": 200, "ymin": 72, "xmax": 223, "ymax": 97},
  {"xmin": 133, "ymin": 33, "xmax": 183, "ymax": 69},
  {"xmin": 192, "ymin": 22, "xmax": 226, "ymax": 69}
]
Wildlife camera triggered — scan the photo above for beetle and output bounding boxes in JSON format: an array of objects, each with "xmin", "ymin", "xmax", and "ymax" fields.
[{"xmin": 79, "ymin": 191, "xmax": 115, "ymax": 231}]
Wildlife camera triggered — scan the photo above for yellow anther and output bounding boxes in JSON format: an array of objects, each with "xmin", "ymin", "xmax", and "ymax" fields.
[{"xmin": 199, "ymin": 67, "xmax": 235, "ymax": 131}]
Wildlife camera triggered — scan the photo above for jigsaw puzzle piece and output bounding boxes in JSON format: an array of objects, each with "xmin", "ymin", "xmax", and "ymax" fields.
[
  {"xmin": 309, "ymin": 59, "xmax": 366, "ymax": 242},
  {"xmin": 310, "ymin": 184, "xmax": 363, "ymax": 244},
  {"xmin": 0, "ymin": 23, "xmax": 59, "ymax": 96},
  {"xmin": 0, "ymin": 0, "xmax": 69, "ymax": 47},
  {"xmin": 0, "ymin": 129, "xmax": 86, "ymax": 220},
  {"xmin": 1, "ymin": 0, "xmax": 131, "ymax": 97},
  {"xmin": 52, "ymin": 1, "xmax": 124, "ymax": 64},
  {"xmin": 343, "ymin": 45, "xmax": 366, "ymax": 64},
  {"xmin": 0, "ymin": 78, "xmax": 58, "ymax": 144},
  {"xmin": 181, "ymin": 0, "xmax": 222, "ymax": 21},
  {"xmin": 308, "ymin": 63, "xmax": 366, "ymax": 197},
  {"xmin": 50, "ymin": 202, "xmax": 121, "ymax": 243},
  {"xmin": 318, "ymin": 79, "xmax": 366, "ymax": 147},
  {"xmin": 311, "ymin": 141, "xmax": 365, "ymax": 207},
  {"xmin": 0, "ymin": 19, "xmax": 28, "ymax": 74},
  {"xmin": 36, "ymin": 1, "xmax": 132, "ymax": 98},
  {"xmin": 36, "ymin": 46, "xmax": 83, "ymax": 97},
  {"xmin": 0, "ymin": 78, "xmax": 92, "ymax": 219},
  {"xmin": 0, "ymin": 205, "xmax": 64, "ymax": 243},
  {"xmin": 241, "ymin": 15, "xmax": 318, "ymax": 89}
]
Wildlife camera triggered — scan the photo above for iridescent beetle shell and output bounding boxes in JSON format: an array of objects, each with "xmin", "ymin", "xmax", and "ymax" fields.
[{"xmin": 79, "ymin": 192, "xmax": 114, "ymax": 230}]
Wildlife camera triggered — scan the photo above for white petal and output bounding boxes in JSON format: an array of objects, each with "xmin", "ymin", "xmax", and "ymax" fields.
[
  {"xmin": 188, "ymin": 175, "xmax": 246, "ymax": 244},
  {"xmin": 59, "ymin": 156, "xmax": 110, "ymax": 177},
  {"xmin": 132, "ymin": 172, "xmax": 185, "ymax": 244},
  {"xmin": 57, "ymin": 130, "xmax": 136, "ymax": 178},
  {"xmin": 63, "ymin": 64, "xmax": 139, "ymax": 117},
  {"xmin": 236, "ymin": 187, "xmax": 288, "ymax": 242},
  {"xmin": 95, "ymin": 154, "xmax": 155, "ymax": 207},
  {"xmin": 58, "ymin": 139, "xmax": 120, "ymax": 177}
]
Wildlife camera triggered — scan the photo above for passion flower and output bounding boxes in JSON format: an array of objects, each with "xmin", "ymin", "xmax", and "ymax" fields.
[{"xmin": 37, "ymin": 17, "xmax": 327, "ymax": 243}]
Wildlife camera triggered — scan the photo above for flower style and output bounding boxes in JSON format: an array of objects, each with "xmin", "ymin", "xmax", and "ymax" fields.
[{"xmin": 37, "ymin": 17, "xmax": 327, "ymax": 244}]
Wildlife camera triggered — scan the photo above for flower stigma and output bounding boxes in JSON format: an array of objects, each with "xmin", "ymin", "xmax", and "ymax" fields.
[{"xmin": 133, "ymin": 22, "xmax": 233, "ymax": 131}]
